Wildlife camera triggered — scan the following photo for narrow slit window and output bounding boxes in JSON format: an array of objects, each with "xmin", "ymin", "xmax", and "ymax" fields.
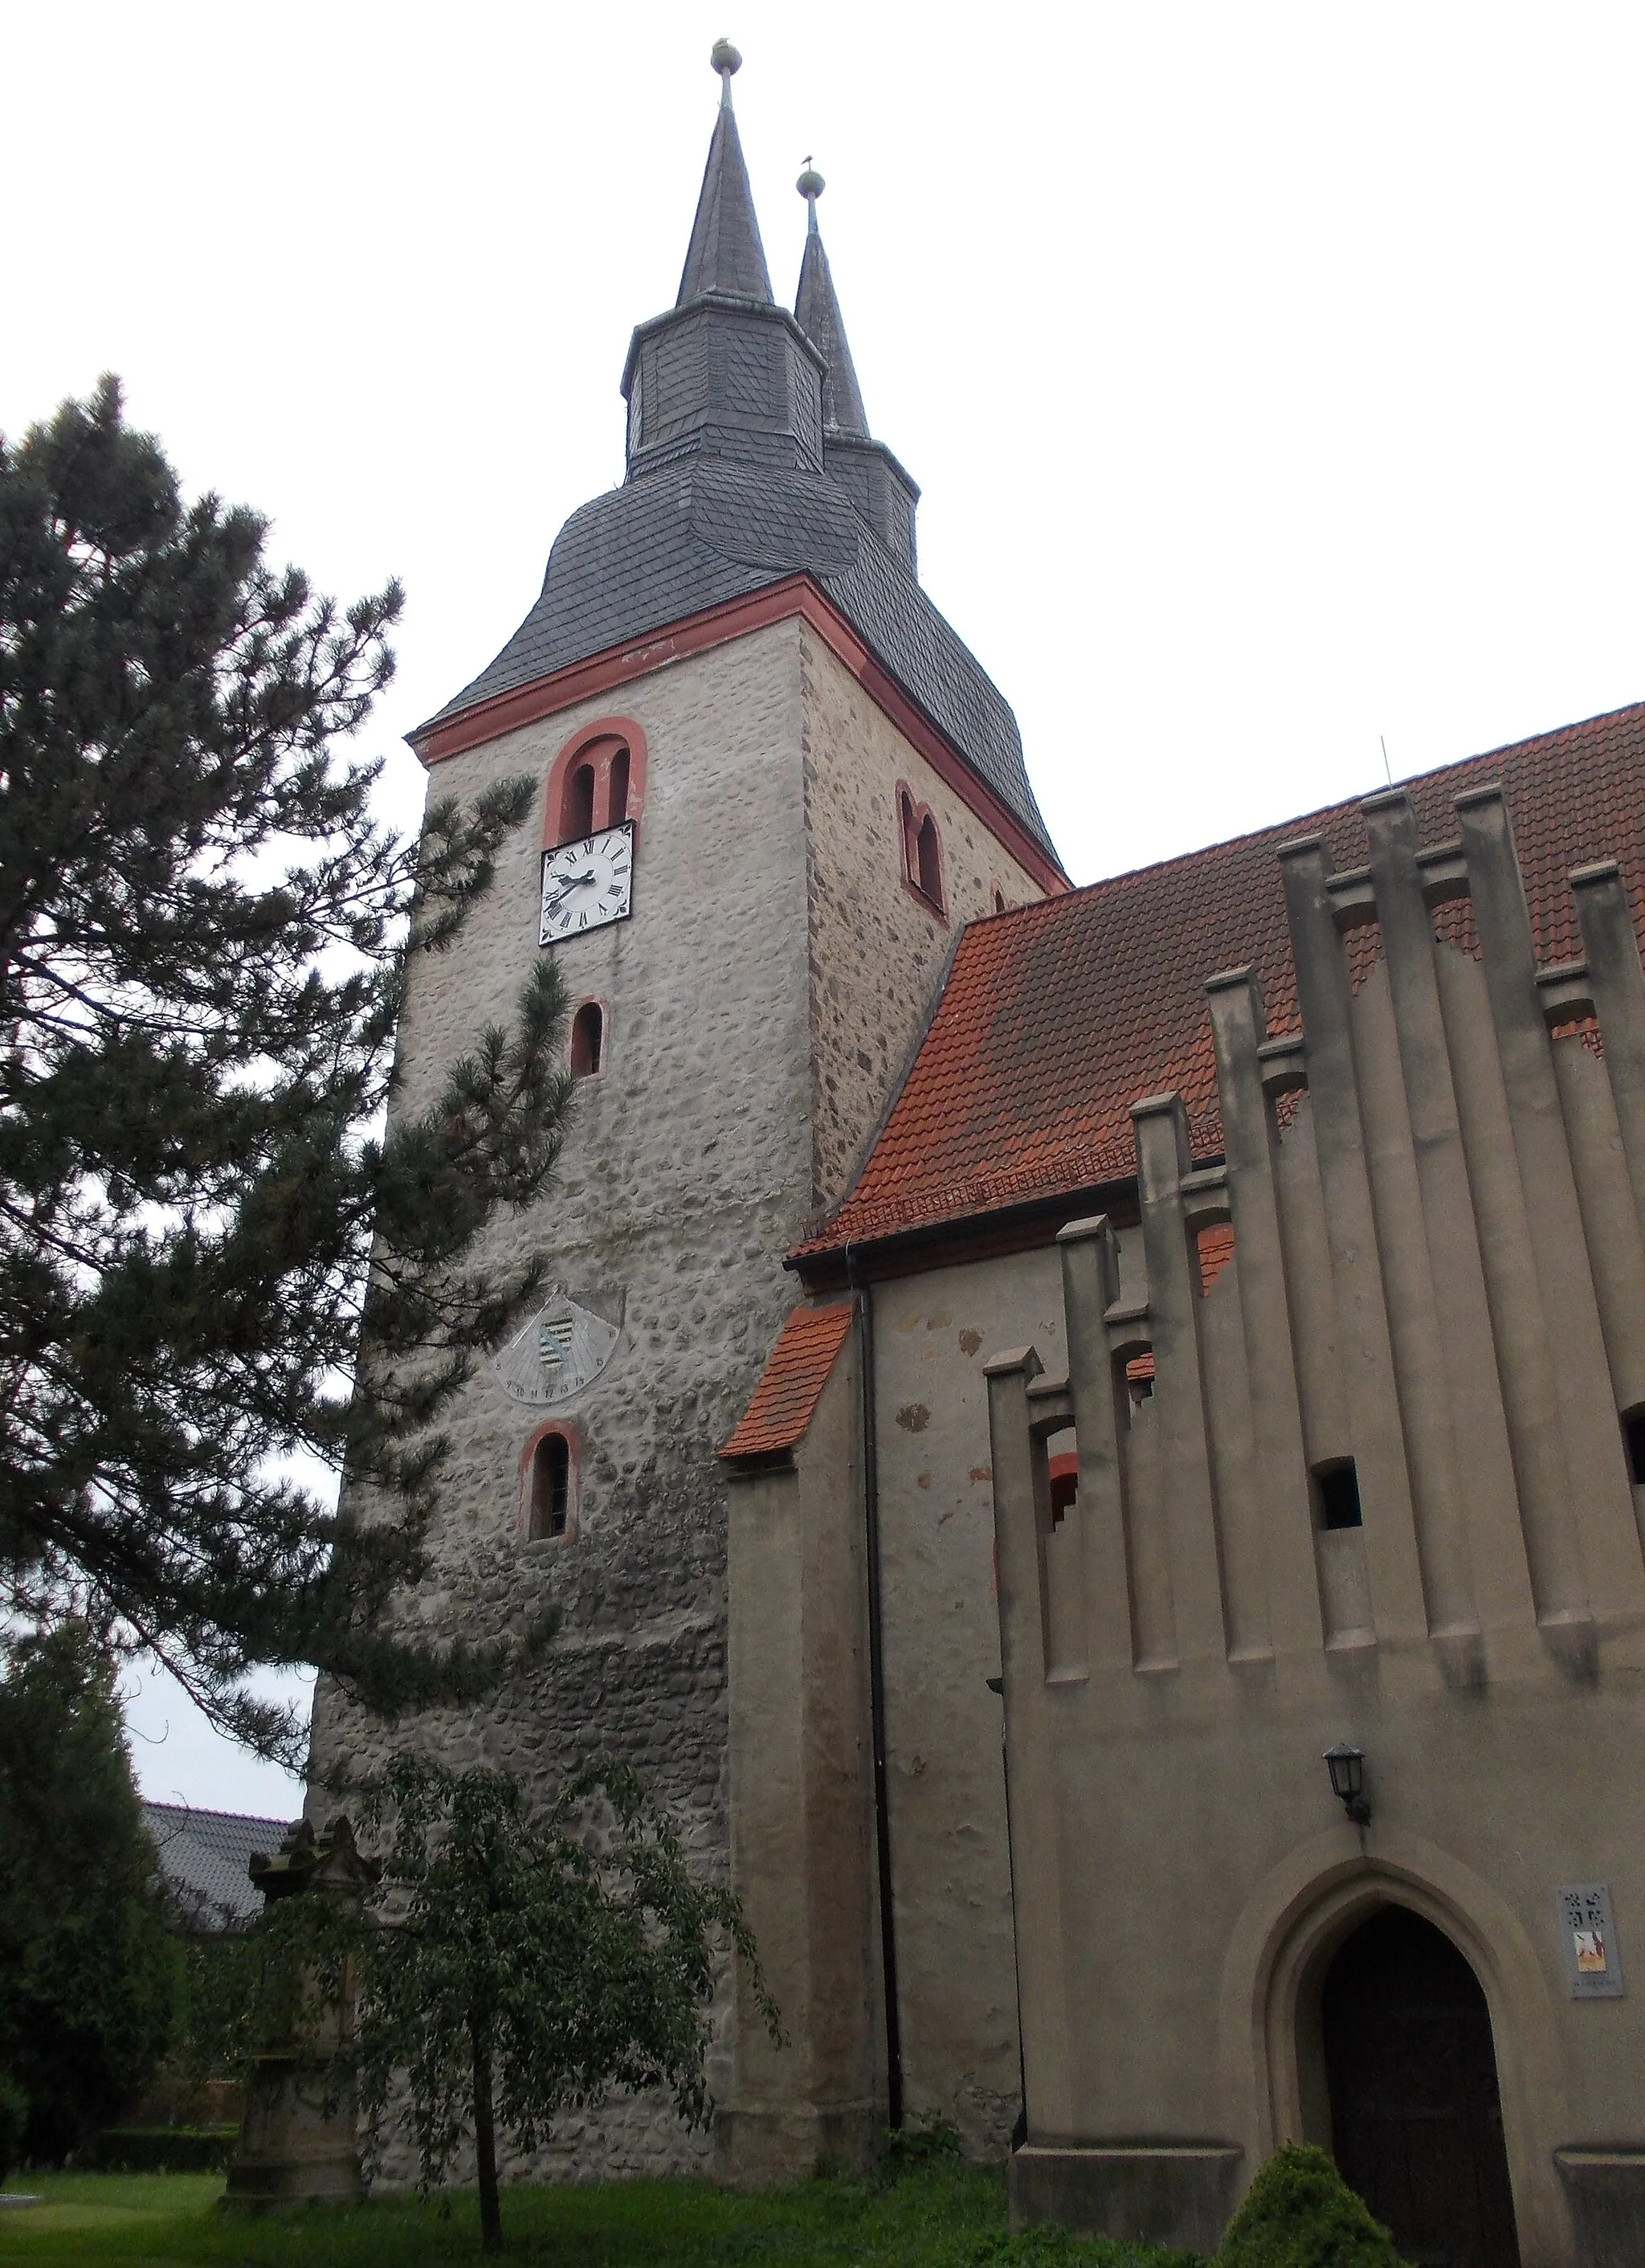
[
  {"xmin": 994, "ymin": 887, "xmax": 1007, "ymax": 915},
  {"xmin": 1623, "ymin": 1406, "xmax": 1645, "ymax": 1485},
  {"xmin": 916, "ymin": 814, "xmax": 944, "ymax": 910},
  {"xmin": 606, "ymin": 745, "xmax": 631, "ymax": 825},
  {"xmin": 1313, "ymin": 1458, "xmax": 1363, "ymax": 1530},
  {"xmin": 562, "ymin": 762, "xmax": 595, "ymax": 843},
  {"xmin": 571, "ymin": 1001, "xmax": 603, "ymax": 1078},
  {"xmin": 529, "ymin": 1434, "xmax": 570, "ymax": 1540}
]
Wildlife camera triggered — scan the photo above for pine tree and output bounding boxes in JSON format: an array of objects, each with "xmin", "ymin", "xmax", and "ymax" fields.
[
  {"xmin": 0, "ymin": 380, "xmax": 573, "ymax": 1762},
  {"xmin": 0, "ymin": 1623, "xmax": 181, "ymax": 2162}
]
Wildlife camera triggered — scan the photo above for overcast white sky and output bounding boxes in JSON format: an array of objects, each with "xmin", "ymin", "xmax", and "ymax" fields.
[{"xmin": 8, "ymin": 1, "xmax": 1645, "ymax": 1812}]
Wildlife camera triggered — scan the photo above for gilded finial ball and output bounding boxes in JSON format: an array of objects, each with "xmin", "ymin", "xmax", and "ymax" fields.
[
  {"xmin": 711, "ymin": 39, "xmax": 742, "ymax": 77},
  {"xmin": 796, "ymin": 162, "xmax": 825, "ymax": 202}
]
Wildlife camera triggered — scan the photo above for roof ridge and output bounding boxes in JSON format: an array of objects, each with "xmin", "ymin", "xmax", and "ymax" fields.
[
  {"xmin": 142, "ymin": 1799, "xmax": 294, "ymax": 1827},
  {"xmin": 797, "ymin": 695, "xmax": 1645, "ymax": 1267},
  {"xmin": 1043, "ymin": 697, "xmax": 1645, "ymax": 905}
]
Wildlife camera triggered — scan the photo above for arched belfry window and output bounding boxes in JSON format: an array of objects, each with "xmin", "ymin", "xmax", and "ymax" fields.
[
  {"xmin": 571, "ymin": 1000, "xmax": 604, "ymax": 1078},
  {"xmin": 525, "ymin": 1428, "xmax": 575, "ymax": 1542},
  {"xmin": 544, "ymin": 719, "xmax": 649, "ymax": 852},
  {"xmin": 896, "ymin": 783, "xmax": 947, "ymax": 919},
  {"xmin": 562, "ymin": 762, "xmax": 595, "ymax": 843}
]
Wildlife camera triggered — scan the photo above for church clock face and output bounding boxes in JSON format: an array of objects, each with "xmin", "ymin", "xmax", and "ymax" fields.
[{"xmin": 540, "ymin": 821, "xmax": 634, "ymax": 945}]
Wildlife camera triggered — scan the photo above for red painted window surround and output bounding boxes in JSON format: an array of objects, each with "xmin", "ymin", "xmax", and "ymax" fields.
[
  {"xmin": 520, "ymin": 1420, "xmax": 580, "ymax": 1543},
  {"xmin": 897, "ymin": 783, "xmax": 947, "ymax": 921},
  {"xmin": 410, "ymin": 578, "xmax": 1070, "ymax": 901},
  {"xmin": 544, "ymin": 717, "xmax": 649, "ymax": 850}
]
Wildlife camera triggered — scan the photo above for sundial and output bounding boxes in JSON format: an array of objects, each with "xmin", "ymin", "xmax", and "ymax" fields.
[{"xmin": 492, "ymin": 1287, "xmax": 622, "ymax": 1409}]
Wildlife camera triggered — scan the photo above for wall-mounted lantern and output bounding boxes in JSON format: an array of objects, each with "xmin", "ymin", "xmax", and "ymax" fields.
[{"xmin": 1324, "ymin": 1743, "xmax": 1371, "ymax": 1825}]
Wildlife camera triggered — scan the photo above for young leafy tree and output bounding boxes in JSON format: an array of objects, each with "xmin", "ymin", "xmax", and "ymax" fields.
[
  {"xmin": 0, "ymin": 380, "xmax": 574, "ymax": 1761},
  {"xmin": 361, "ymin": 1757, "xmax": 782, "ymax": 2254},
  {"xmin": 210, "ymin": 1757, "xmax": 780, "ymax": 2254},
  {"xmin": 0, "ymin": 1623, "xmax": 181, "ymax": 2162}
]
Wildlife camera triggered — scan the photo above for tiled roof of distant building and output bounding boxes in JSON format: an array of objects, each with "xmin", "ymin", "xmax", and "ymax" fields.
[
  {"xmin": 798, "ymin": 701, "xmax": 1645, "ymax": 1261},
  {"xmin": 720, "ymin": 1301, "xmax": 855, "ymax": 1458},
  {"xmin": 143, "ymin": 1800, "xmax": 292, "ymax": 1931}
]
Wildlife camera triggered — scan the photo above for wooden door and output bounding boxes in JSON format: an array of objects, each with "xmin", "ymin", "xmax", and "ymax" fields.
[{"xmin": 1321, "ymin": 1905, "xmax": 1521, "ymax": 2268}]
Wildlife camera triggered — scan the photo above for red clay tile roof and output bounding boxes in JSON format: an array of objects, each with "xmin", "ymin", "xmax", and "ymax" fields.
[
  {"xmin": 720, "ymin": 1302, "xmax": 855, "ymax": 1459},
  {"xmin": 800, "ymin": 700, "xmax": 1645, "ymax": 1259},
  {"xmin": 1124, "ymin": 1235, "xmax": 1231, "ymax": 1388},
  {"xmin": 1196, "ymin": 1222, "xmax": 1236, "ymax": 1297}
]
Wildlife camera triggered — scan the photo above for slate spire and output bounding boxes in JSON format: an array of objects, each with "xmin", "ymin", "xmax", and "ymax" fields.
[
  {"xmin": 794, "ymin": 166, "xmax": 869, "ymax": 439},
  {"xmin": 676, "ymin": 41, "xmax": 774, "ymax": 306}
]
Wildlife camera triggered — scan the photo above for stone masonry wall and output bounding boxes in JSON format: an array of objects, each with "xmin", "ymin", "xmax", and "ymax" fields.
[
  {"xmin": 308, "ymin": 621, "xmax": 820, "ymax": 2181},
  {"xmin": 308, "ymin": 608, "xmax": 1052, "ymax": 2182},
  {"xmin": 799, "ymin": 627, "xmax": 1048, "ymax": 1212}
]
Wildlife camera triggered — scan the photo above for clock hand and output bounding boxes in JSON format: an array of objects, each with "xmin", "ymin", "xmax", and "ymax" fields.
[{"xmin": 542, "ymin": 870, "xmax": 594, "ymax": 910}]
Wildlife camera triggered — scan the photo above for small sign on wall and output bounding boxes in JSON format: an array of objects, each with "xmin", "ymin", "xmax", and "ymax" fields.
[{"xmin": 1557, "ymin": 1884, "xmax": 1625, "ymax": 1999}]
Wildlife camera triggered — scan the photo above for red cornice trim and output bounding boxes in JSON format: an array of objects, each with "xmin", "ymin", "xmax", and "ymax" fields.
[{"xmin": 410, "ymin": 578, "xmax": 1070, "ymax": 895}]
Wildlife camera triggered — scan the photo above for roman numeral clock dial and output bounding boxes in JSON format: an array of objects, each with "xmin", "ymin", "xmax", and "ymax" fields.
[{"xmin": 539, "ymin": 821, "xmax": 635, "ymax": 945}]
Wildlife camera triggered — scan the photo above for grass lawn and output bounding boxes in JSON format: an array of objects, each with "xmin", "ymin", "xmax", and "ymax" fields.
[{"xmin": 0, "ymin": 2156, "xmax": 1198, "ymax": 2268}]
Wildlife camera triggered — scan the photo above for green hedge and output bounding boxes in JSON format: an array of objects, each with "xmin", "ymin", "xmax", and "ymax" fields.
[
  {"xmin": 1218, "ymin": 2144, "xmax": 1410, "ymax": 2268},
  {"xmin": 88, "ymin": 2125, "xmax": 238, "ymax": 2172}
]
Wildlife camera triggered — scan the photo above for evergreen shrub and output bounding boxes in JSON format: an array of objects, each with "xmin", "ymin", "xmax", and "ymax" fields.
[
  {"xmin": 1217, "ymin": 2143, "xmax": 1410, "ymax": 2268},
  {"xmin": 879, "ymin": 2116, "xmax": 964, "ymax": 2176},
  {"xmin": 0, "ymin": 2074, "xmax": 27, "ymax": 2184},
  {"xmin": 0, "ymin": 1626, "xmax": 180, "ymax": 2160},
  {"xmin": 86, "ymin": 2125, "xmax": 238, "ymax": 2172}
]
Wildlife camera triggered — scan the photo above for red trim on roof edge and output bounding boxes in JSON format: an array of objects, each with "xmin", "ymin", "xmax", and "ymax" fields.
[{"xmin": 409, "ymin": 578, "xmax": 1069, "ymax": 897}]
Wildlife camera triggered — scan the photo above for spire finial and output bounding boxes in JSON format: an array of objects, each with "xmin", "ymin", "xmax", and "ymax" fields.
[
  {"xmin": 797, "ymin": 157, "xmax": 824, "ymax": 235},
  {"xmin": 794, "ymin": 167, "xmax": 870, "ymax": 438},
  {"xmin": 677, "ymin": 41, "xmax": 772, "ymax": 305},
  {"xmin": 711, "ymin": 38, "xmax": 741, "ymax": 109}
]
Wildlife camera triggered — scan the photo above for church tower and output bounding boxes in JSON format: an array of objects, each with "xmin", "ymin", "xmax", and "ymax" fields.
[{"xmin": 308, "ymin": 45, "xmax": 1064, "ymax": 2184}]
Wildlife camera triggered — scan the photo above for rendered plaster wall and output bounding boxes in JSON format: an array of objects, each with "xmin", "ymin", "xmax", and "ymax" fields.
[
  {"xmin": 799, "ymin": 628, "xmax": 1047, "ymax": 1212},
  {"xmin": 308, "ymin": 620, "xmax": 821, "ymax": 2181},
  {"xmin": 720, "ymin": 1338, "xmax": 884, "ymax": 2180},
  {"xmin": 984, "ymin": 869, "xmax": 1645, "ymax": 2262},
  {"xmin": 867, "ymin": 1238, "xmax": 1139, "ymax": 2157}
]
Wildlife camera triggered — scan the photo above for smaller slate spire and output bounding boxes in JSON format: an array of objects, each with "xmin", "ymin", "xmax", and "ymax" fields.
[
  {"xmin": 794, "ymin": 165, "xmax": 869, "ymax": 439},
  {"xmin": 676, "ymin": 42, "xmax": 774, "ymax": 307}
]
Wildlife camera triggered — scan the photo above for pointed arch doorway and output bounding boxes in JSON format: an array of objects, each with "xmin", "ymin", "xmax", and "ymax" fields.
[{"xmin": 1321, "ymin": 1905, "xmax": 1521, "ymax": 2268}]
